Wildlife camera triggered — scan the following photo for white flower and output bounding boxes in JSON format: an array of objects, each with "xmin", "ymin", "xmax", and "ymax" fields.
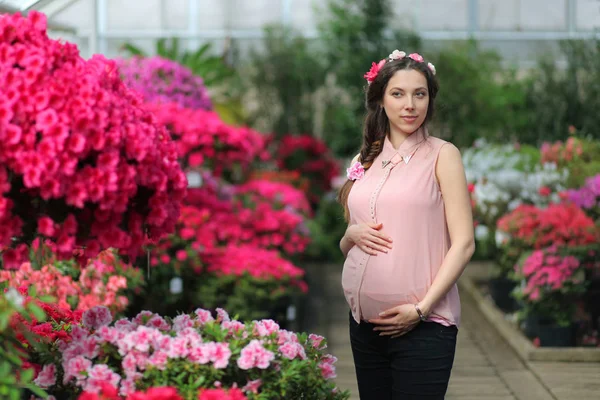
[
  {"xmin": 427, "ymin": 62, "xmax": 436, "ymax": 75},
  {"xmin": 5, "ymin": 288, "xmax": 24, "ymax": 309},
  {"xmin": 475, "ymin": 225, "xmax": 489, "ymax": 240},
  {"xmin": 388, "ymin": 50, "xmax": 406, "ymax": 60}
]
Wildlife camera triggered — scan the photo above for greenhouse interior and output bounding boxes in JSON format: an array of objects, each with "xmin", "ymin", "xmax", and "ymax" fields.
[{"xmin": 0, "ymin": 1, "xmax": 599, "ymax": 399}]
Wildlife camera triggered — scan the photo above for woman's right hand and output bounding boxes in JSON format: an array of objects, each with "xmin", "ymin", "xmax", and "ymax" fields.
[{"xmin": 345, "ymin": 223, "xmax": 393, "ymax": 255}]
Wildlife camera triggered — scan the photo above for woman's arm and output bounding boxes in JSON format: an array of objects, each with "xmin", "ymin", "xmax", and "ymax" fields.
[
  {"xmin": 418, "ymin": 143, "xmax": 475, "ymax": 316},
  {"xmin": 339, "ymin": 230, "xmax": 355, "ymax": 258}
]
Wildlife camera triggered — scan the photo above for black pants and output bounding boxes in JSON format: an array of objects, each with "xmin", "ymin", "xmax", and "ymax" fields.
[{"xmin": 349, "ymin": 311, "xmax": 457, "ymax": 400}]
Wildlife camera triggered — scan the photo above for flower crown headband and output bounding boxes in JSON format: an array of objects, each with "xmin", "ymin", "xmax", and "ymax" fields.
[{"xmin": 364, "ymin": 50, "xmax": 436, "ymax": 84}]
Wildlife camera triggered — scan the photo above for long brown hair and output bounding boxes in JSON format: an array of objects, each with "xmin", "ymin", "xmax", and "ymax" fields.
[{"xmin": 337, "ymin": 56, "xmax": 439, "ymax": 221}]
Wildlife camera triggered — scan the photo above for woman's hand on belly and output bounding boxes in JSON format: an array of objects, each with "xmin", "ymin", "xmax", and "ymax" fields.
[
  {"xmin": 346, "ymin": 222, "xmax": 393, "ymax": 256},
  {"xmin": 368, "ymin": 303, "xmax": 420, "ymax": 338}
]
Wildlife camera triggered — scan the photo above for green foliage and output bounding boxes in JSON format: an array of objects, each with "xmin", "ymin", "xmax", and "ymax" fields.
[
  {"xmin": 121, "ymin": 38, "xmax": 235, "ymax": 88},
  {"xmin": 242, "ymin": 24, "xmax": 327, "ymax": 138},
  {"xmin": 0, "ymin": 290, "xmax": 49, "ymax": 400},
  {"xmin": 522, "ymin": 39, "xmax": 600, "ymax": 145},
  {"xmin": 431, "ymin": 40, "xmax": 529, "ymax": 148},
  {"xmin": 193, "ymin": 274, "xmax": 302, "ymax": 323},
  {"xmin": 303, "ymin": 193, "xmax": 347, "ymax": 264},
  {"xmin": 316, "ymin": 0, "xmax": 421, "ymax": 157}
]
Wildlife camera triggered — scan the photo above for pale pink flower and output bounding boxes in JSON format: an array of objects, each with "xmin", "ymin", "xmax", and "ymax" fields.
[
  {"xmin": 64, "ymin": 356, "xmax": 92, "ymax": 384},
  {"xmin": 309, "ymin": 333, "xmax": 326, "ymax": 349},
  {"xmin": 346, "ymin": 161, "xmax": 365, "ymax": 181},
  {"xmin": 33, "ymin": 364, "xmax": 56, "ymax": 388},
  {"xmin": 173, "ymin": 314, "xmax": 194, "ymax": 332},
  {"xmin": 194, "ymin": 308, "xmax": 215, "ymax": 325},
  {"xmin": 188, "ymin": 343, "xmax": 211, "ymax": 364},
  {"xmin": 119, "ymin": 378, "xmax": 137, "ymax": 397},
  {"xmin": 82, "ymin": 306, "xmax": 112, "ymax": 330},
  {"xmin": 147, "ymin": 315, "xmax": 171, "ymax": 331},
  {"xmin": 388, "ymin": 50, "xmax": 406, "ymax": 60},
  {"xmin": 208, "ymin": 342, "xmax": 232, "ymax": 369},
  {"xmin": 408, "ymin": 53, "xmax": 424, "ymax": 62},
  {"xmin": 70, "ymin": 325, "xmax": 88, "ymax": 343},
  {"xmin": 114, "ymin": 318, "xmax": 136, "ymax": 332},
  {"xmin": 254, "ymin": 319, "xmax": 280, "ymax": 337},
  {"xmin": 84, "ymin": 364, "xmax": 121, "ymax": 393},
  {"xmin": 242, "ymin": 379, "xmax": 262, "ymax": 394},
  {"xmin": 277, "ymin": 330, "xmax": 299, "ymax": 346},
  {"xmin": 222, "ymin": 320, "xmax": 245, "ymax": 335},
  {"xmin": 319, "ymin": 361, "xmax": 337, "ymax": 379},
  {"xmin": 97, "ymin": 326, "xmax": 122, "ymax": 345},
  {"xmin": 279, "ymin": 342, "xmax": 306, "ymax": 360},
  {"xmin": 216, "ymin": 308, "xmax": 230, "ymax": 322},
  {"xmin": 133, "ymin": 310, "xmax": 156, "ymax": 326},
  {"xmin": 148, "ymin": 350, "xmax": 169, "ymax": 370},
  {"xmin": 237, "ymin": 340, "xmax": 275, "ymax": 370},
  {"xmin": 167, "ymin": 336, "xmax": 190, "ymax": 358},
  {"xmin": 81, "ymin": 336, "xmax": 99, "ymax": 359}
]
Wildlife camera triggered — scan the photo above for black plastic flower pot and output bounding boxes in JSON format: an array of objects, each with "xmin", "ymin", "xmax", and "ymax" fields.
[
  {"xmin": 488, "ymin": 276, "xmax": 519, "ymax": 312},
  {"xmin": 538, "ymin": 321, "xmax": 575, "ymax": 347}
]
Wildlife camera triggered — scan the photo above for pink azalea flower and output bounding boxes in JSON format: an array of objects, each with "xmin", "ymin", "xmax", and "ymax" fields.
[
  {"xmin": 408, "ymin": 53, "xmax": 424, "ymax": 62},
  {"xmin": 82, "ymin": 306, "xmax": 112, "ymax": 330},
  {"xmin": 346, "ymin": 161, "xmax": 365, "ymax": 181},
  {"xmin": 237, "ymin": 340, "xmax": 275, "ymax": 370},
  {"xmin": 253, "ymin": 319, "xmax": 280, "ymax": 337},
  {"xmin": 363, "ymin": 59, "xmax": 386, "ymax": 83},
  {"xmin": 33, "ymin": 364, "xmax": 56, "ymax": 388},
  {"xmin": 242, "ymin": 379, "xmax": 262, "ymax": 394},
  {"xmin": 309, "ymin": 333, "xmax": 326, "ymax": 349}
]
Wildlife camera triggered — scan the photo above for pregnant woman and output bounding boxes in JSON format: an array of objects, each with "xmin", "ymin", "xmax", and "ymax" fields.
[{"xmin": 337, "ymin": 50, "xmax": 475, "ymax": 400}]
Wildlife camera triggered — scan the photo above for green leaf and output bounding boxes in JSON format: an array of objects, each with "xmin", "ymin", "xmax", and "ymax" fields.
[
  {"xmin": 19, "ymin": 368, "xmax": 34, "ymax": 383},
  {"xmin": 27, "ymin": 303, "xmax": 46, "ymax": 322}
]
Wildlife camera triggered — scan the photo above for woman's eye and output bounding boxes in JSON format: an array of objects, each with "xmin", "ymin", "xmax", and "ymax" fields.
[
  {"xmin": 416, "ymin": 92, "xmax": 426, "ymax": 97},
  {"xmin": 392, "ymin": 92, "xmax": 402, "ymax": 97}
]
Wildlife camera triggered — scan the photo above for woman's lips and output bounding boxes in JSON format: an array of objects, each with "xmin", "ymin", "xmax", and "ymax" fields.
[{"xmin": 401, "ymin": 116, "xmax": 418, "ymax": 123}]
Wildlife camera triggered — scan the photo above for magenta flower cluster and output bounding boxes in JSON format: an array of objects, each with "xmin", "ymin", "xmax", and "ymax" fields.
[
  {"xmin": 116, "ymin": 56, "xmax": 213, "ymax": 111},
  {"xmin": 566, "ymin": 174, "xmax": 600, "ymax": 210}
]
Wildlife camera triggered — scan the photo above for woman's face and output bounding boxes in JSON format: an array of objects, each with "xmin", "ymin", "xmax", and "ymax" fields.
[{"xmin": 382, "ymin": 69, "xmax": 429, "ymax": 136}]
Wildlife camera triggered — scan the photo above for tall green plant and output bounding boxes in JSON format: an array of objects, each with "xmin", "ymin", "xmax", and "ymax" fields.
[
  {"xmin": 431, "ymin": 40, "xmax": 529, "ymax": 148},
  {"xmin": 121, "ymin": 38, "xmax": 235, "ymax": 87},
  {"xmin": 316, "ymin": 0, "xmax": 421, "ymax": 157},
  {"xmin": 523, "ymin": 39, "xmax": 600, "ymax": 145},
  {"xmin": 242, "ymin": 24, "xmax": 327, "ymax": 138}
]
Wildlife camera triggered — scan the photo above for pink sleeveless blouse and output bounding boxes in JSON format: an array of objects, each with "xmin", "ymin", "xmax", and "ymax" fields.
[{"xmin": 341, "ymin": 127, "xmax": 461, "ymax": 327}]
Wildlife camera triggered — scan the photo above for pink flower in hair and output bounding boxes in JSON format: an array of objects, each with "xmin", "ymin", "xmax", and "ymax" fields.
[
  {"xmin": 346, "ymin": 161, "xmax": 365, "ymax": 181},
  {"xmin": 363, "ymin": 59, "xmax": 386, "ymax": 83},
  {"xmin": 408, "ymin": 53, "xmax": 424, "ymax": 62}
]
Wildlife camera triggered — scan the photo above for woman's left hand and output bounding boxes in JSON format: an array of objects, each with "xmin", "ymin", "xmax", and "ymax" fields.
[{"xmin": 369, "ymin": 304, "xmax": 421, "ymax": 338}]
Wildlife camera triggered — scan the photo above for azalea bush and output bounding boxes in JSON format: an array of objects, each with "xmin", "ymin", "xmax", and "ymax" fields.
[
  {"xmin": 463, "ymin": 140, "xmax": 568, "ymax": 260},
  {"xmin": 270, "ymin": 134, "xmax": 340, "ymax": 208},
  {"xmin": 32, "ymin": 306, "xmax": 348, "ymax": 399},
  {"xmin": 495, "ymin": 203, "xmax": 598, "ymax": 277},
  {"xmin": 565, "ymin": 174, "xmax": 600, "ymax": 222},
  {"xmin": 0, "ymin": 12, "xmax": 187, "ymax": 267},
  {"xmin": 0, "ymin": 249, "xmax": 144, "ymax": 316},
  {"xmin": 540, "ymin": 134, "xmax": 600, "ymax": 189},
  {"xmin": 146, "ymin": 103, "xmax": 268, "ymax": 182},
  {"xmin": 139, "ymin": 200, "xmax": 307, "ymax": 320},
  {"xmin": 116, "ymin": 56, "xmax": 213, "ymax": 111},
  {"xmin": 512, "ymin": 246, "xmax": 591, "ymax": 327}
]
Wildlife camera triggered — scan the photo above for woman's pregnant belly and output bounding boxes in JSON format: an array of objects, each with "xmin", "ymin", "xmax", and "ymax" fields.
[{"xmin": 343, "ymin": 246, "xmax": 432, "ymax": 321}]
